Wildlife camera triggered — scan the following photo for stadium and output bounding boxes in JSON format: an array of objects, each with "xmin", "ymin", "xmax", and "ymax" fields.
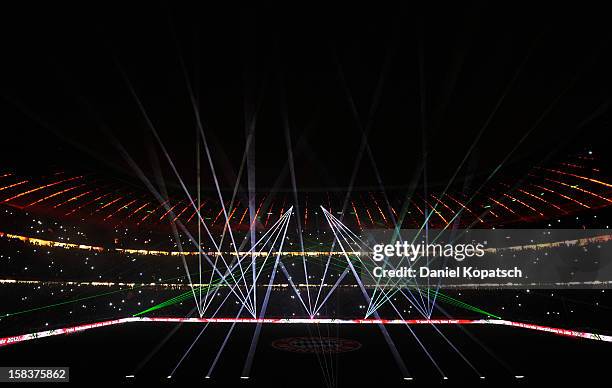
[{"xmin": 1, "ymin": 3, "xmax": 611, "ymax": 387}]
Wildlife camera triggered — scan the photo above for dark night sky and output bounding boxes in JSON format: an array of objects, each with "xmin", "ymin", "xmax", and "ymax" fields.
[{"xmin": 1, "ymin": 2, "xmax": 610, "ymax": 193}]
